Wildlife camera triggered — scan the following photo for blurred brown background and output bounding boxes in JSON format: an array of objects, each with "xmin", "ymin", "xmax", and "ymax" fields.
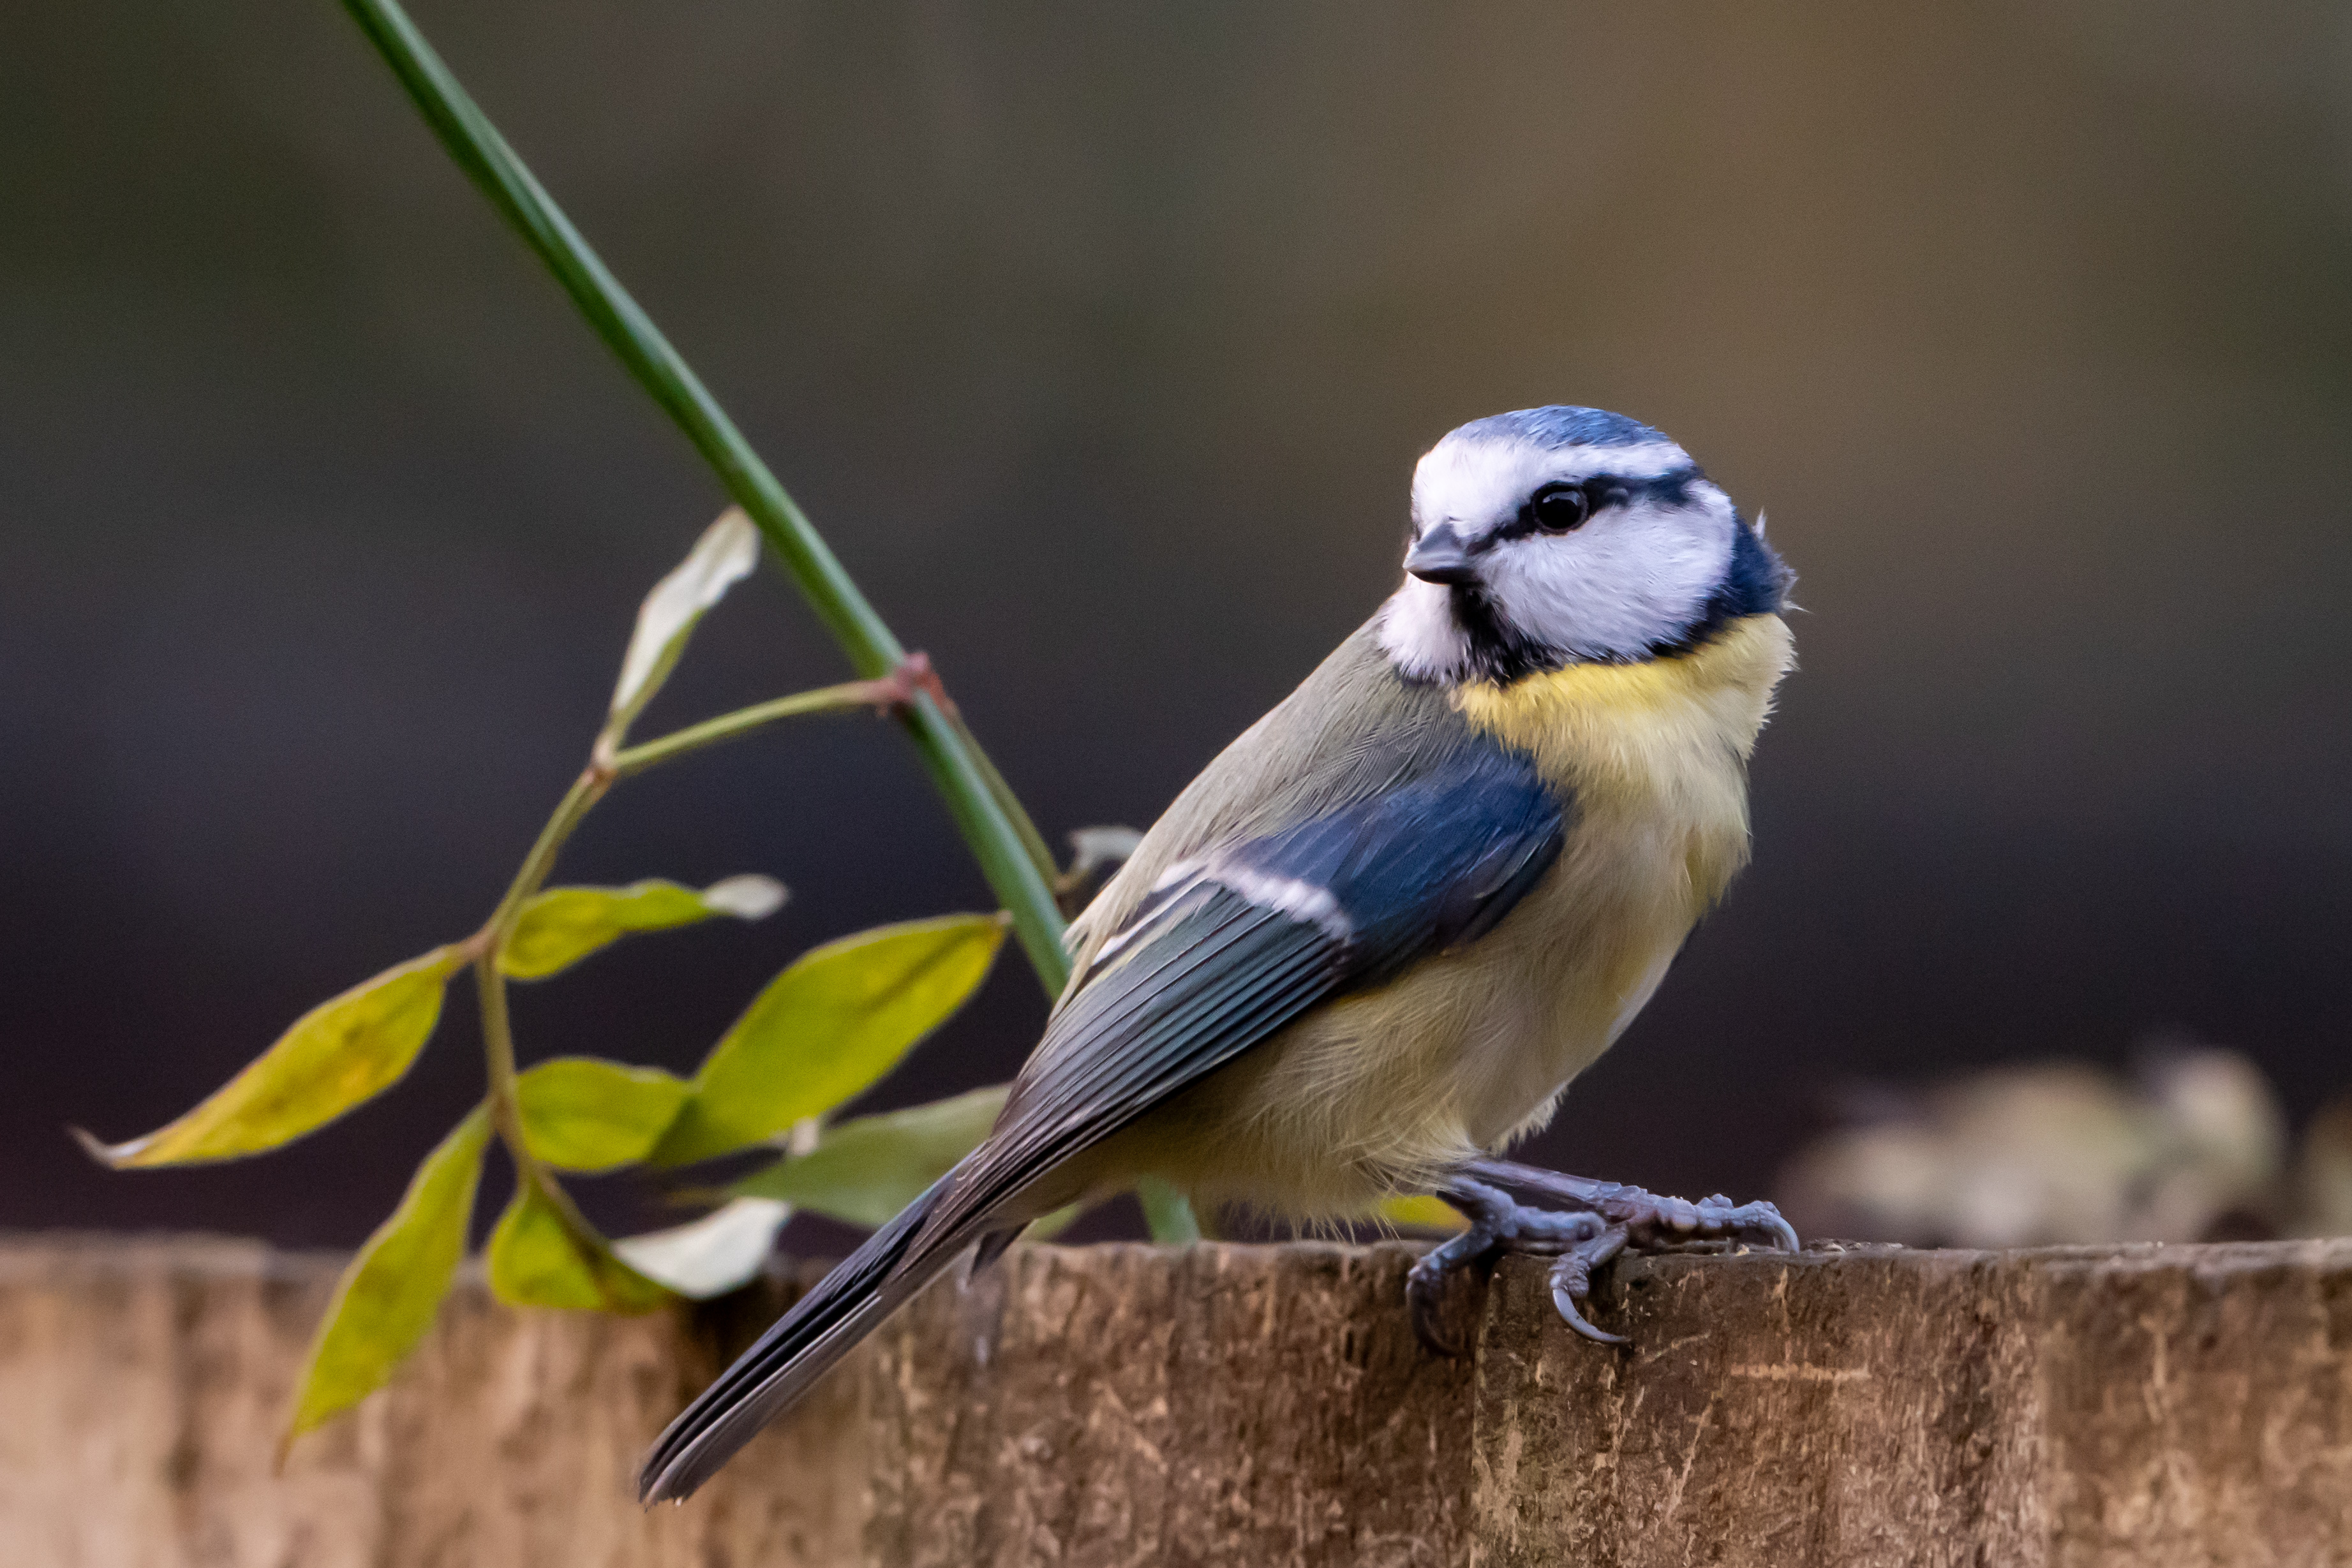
[{"xmin": 3, "ymin": 1, "xmax": 2348, "ymax": 1248}]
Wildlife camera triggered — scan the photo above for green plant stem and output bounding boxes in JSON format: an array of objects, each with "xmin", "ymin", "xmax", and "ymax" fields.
[
  {"xmin": 611, "ymin": 680, "xmax": 889, "ymax": 778},
  {"xmin": 485, "ymin": 767, "xmax": 611, "ymax": 934},
  {"xmin": 472, "ymin": 955, "xmax": 533, "ymax": 1176},
  {"xmin": 337, "ymin": 0, "xmax": 1068, "ymax": 996},
  {"xmin": 472, "ymin": 765, "xmax": 615, "ymax": 1252},
  {"xmin": 939, "ymin": 704, "xmax": 1061, "ymax": 889},
  {"xmin": 617, "ymin": 684, "xmax": 1059, "ymax": 887},
  {"xmin": 472, "ymin": 959, "xmax": 606, "ymax": 1253}
]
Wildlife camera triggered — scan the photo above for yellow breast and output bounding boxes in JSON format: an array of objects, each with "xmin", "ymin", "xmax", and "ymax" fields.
[
  {"xmin": 1440, "ymin": 611, "xmax": 1797, "ymax": 1146},
  {"xmin": 1451, "ymin": 612, "xmax": 1795, "ymax": 810}
]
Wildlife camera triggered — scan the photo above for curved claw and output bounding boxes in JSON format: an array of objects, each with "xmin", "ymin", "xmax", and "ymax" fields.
[
  {"xmin": 1699, "ymin": 1197, "xmax": 1800, "ymax": 1253},
  {"xmin": 1549, "ymin": 1280, "xmax": 1630, "ymax": 1347},
  {"xmin": 1753, "ymin": 1204, "xmax": 1801, "ymax": 1254},
  {"xmin": 1406, "ymin": 1255, "xmax": 1468, "ymax": 1357},
  {"xmin": 1404, "ymin": 1193, "xmax": 1508, "ymax": 1357},
  {"xmin": 1546, "ymin": 1225, "xmax": 1630, "ymax": 1347}
]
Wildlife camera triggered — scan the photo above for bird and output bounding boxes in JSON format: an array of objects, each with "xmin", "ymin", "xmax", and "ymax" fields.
[{"xmin": 639, "ymin": 404, "xmax": 1801, "ymax": 1503}]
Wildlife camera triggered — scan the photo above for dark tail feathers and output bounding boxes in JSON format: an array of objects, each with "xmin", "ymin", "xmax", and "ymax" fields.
[{"xmin": 637, "ymin": 1174, "xmax": 963, "ymax": 1504}]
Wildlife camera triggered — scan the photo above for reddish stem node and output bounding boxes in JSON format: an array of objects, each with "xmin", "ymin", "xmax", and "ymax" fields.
[{"xmin": 867, "ymin": 651, "xmax": 957, "ymax": 719}]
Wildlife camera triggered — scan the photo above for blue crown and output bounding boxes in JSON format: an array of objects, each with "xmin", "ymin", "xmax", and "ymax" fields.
[{"xmin": 1452, "ymin": 406, "xmax": 1667, "ymax": 451}]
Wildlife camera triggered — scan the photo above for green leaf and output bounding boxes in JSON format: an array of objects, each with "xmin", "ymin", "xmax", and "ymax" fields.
[
  {"xmin": 608, "ymin": 508, "xmax": 759, "ymax": 733},
  {"xmin": 730, "ymin": 1086, "xmax": 1008, "ymax": 1225},
  {"xmin": 279, "ymin": 1106, "xmax": 491, "ymax": 1456},
  {"xmin": 515, "ymin": 1058, "xmax": 690, "ymax": 1171},
  {"xmin": 77, "ymin": 946, "xmax": 466, "ymax": 1168},
  {"xmin": 500, "ymin": 875, "xmax": 785, "ymax": 980},
  {"xmin": 1377, "ymin": 1194, "xmax": 1469, "ymax": 1234},
  {"xmin": 653, "ymin": 915, "xmax": 1007, "ymax": 1165},
  {"xmin": 485, "ymin": 1183, "xmax": 669, "ymax": 1313},
  {"xmin": 612, "ymin": 1197, "xmax": 791, "ymax": 1299},
  {"xmin": 1136, "ymin": 1176, "xmax": 1202, "ymax": 1244}
]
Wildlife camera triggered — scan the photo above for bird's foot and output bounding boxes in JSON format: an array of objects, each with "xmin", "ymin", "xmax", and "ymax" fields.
[
  {"xmin": 1405, "ymin": 1162, "xmax": 1799, "ymax": 1356},
  {"xmin": 1404, "ymin": 1178, "xmax": 1628, "ymax": 1352},
  {"xmin": 1461, "ymin": 1157, "xmax": 1799, "ymax": 1253}
]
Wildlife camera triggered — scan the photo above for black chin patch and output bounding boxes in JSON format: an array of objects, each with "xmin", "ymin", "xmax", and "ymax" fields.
[{"xmin": 1446, "ymin": 582, "xmax": 1559, "ymax": 685}]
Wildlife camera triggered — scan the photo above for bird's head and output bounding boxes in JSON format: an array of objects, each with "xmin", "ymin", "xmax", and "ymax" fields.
[{"xmin": 1376, "ymin": 406, "xmax": 1789, "ymax": 686}]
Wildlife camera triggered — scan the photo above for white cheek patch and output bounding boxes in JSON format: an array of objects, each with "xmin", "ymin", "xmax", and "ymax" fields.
[{"xmin": 1480, "ymin": 495, "xmax": 1736, "ymax": 663}]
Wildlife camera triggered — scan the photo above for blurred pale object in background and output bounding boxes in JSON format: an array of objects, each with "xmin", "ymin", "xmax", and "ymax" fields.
[
  {"xmin": 2293, "ymin": 1097, "xmax": 2352, "ymax": 1239},
  {"xmin": 1776, "ymin": 1045, "xmax": 2293, "ymax": 1248}
]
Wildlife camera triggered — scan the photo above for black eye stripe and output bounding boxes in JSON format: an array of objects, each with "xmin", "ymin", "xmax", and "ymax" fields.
[
  {"xmin": 1489, "ymin": 466, "xmax": 1701, "ymax": 544},
  {"xmin": 1629, "ymin": 467, "xmax": 1699, "ymax": 508}
]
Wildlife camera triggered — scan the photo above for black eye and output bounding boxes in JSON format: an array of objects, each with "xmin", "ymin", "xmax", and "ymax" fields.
[{"xmin": 1530, "ymin": 483, "xmax": 1591, "ymax": 533}]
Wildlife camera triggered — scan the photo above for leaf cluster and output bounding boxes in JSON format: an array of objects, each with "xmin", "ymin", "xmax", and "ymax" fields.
[{"xmin": 83, "ymin": 518, "xmax": 1041, "ymax": 1456}]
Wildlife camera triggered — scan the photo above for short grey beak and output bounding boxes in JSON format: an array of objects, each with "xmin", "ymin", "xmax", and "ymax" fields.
[{"xmin": 1404, "ymin": 525, "xmax": 1477, "ymax": 585}]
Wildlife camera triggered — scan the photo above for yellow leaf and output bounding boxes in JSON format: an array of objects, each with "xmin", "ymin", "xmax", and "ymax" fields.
[
  {"xmin": 516, "ymin": 1057, "xmax": 689, "ymax": 1171},
  {"xmin": 500, "ymin": 875, "xmax": 785, "ymax": 980},
  {"xmin": 730, "ymin": 1085, "xmax": 1007, "ymax": 1225},
  {"xmin": 653, "ymin": 915, "xmax": 1006, "ymax": 1165},
  {"xmin": 1377, "ymin": 1194, "xmax": 1470, "ymax": 1234},
  {"xmin": 279, "ymin": 1106, "xmax": 490, "ymax": 1458},
  {"xmin": 78, "ymin": 947, "xmax": 465, "ymax": 1167},
  {"xmin": 486, "ymin": 1183, "xmax": 669, "ymax": 1313}
]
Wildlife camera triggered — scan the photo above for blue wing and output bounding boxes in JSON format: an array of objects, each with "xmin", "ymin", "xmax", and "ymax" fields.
[{"xmin": 922, "ymin": 738, "xmax": 1568, "ymax": 1238}]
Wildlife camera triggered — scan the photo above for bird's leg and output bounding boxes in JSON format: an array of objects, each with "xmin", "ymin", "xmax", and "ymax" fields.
[
  {"xmin": 1461, "ymin": 1157, "xmax": 1800, "ymax": 1254},
  {"xmin": 1405, "ymin": 1176, "xmax": 1623, "ymax": 1353},
  {"xmin": 1405, "ymin": 1161, "xmax": 1800, "ymax": 1356}
]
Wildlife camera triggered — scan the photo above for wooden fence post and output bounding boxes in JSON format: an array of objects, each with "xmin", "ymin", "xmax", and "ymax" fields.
[{"xmin": 3, "ymin": 1232, "xmax": 2345, "ymax": 1565}]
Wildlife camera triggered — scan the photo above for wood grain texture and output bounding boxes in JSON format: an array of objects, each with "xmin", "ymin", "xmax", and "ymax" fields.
[{"xmin": 3, "ymin": 1233, "xmax": 2346, "ymax": 1565}]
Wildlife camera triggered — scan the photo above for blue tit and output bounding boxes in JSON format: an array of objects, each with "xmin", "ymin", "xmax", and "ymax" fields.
[{"xmin": 640, "ymin": 405, "xmax": 1799, "ymax": 1503}]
